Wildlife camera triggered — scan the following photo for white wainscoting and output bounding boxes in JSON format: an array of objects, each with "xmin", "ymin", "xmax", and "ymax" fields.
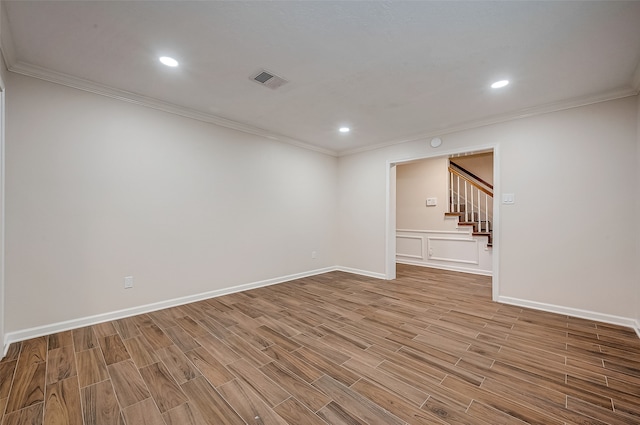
[
  {"xmin": 396, "ymin": 229, "xmax": 492, "ymax": 275},
  {"xmin": 395, "ymin": 235, "xmax": 423, "ymax": 259}
]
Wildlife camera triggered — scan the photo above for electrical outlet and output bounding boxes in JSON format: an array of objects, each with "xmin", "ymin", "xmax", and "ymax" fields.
[
  {"xmin": 124, "ymin": 276, "xmax": 133, "ymax": 289},
  {"xmin": 311, "ymin": 251, "xmax": 317, "ymax": 259}
]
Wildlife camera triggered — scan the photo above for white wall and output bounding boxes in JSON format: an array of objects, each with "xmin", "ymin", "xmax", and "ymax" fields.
[
  {"xmin": 636, "ymin": 93, "xmax": 640, "ymax": 332},
  {"xmin": 338, "ymin": 96, "xmax": 638, "ymax": 324},
  {"xmin": 396, "ymin": 157, "xmax": 449, "ymax": 230},
  {"xmin": 4, "ymin": 73, "xmax": 338, "ymax": 334},
  {"xmin": 0, "ymin": 61, "xmax": 5, "ymax": 354},
  {"xmin": 0, "ymin": 1, "xmax": 6, "ymax": 352},
  {"xmin": 3, "ymin": 71, "xmax": 639, "ymax": 343}
]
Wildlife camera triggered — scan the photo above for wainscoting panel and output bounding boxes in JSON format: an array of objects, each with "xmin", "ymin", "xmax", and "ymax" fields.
[
  {"xmin": 396, "ymin": 235, "xmax": 424, "ymax": 259},
  {"xmin": 427, "ymin": 237, "xmax": 478, "ymax": 264},
  {"xmin": 396, "ymin": 229, "xmax": 492, "ymax": 276}
]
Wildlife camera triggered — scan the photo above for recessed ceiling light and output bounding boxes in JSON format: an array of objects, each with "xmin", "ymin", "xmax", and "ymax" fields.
[
  {"xmin": 159, "ymin": 56, "xmax": 179, "ymax": 67},
  {"xmin": 491, "ymin": 80, "xmax": 509, "ymax": 89},
  {"xmin": 339, "ymin": 127, "xmax": 350, "ymax": 133}
]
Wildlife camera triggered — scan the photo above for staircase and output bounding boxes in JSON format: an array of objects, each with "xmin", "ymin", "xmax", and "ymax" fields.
[{"xmin": 447, "ymin": 161, "xmax": 493, "ymax": 247}]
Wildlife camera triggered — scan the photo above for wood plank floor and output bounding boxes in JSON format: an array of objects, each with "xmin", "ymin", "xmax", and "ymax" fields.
[{"xmin": 1, "ymin": 264, "xmax": 639, "ymax": 424}]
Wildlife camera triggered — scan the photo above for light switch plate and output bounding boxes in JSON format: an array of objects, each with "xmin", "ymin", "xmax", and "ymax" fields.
[
  {"xmin": 502, "ymin": 193, "xmax": 515, "ymax": 204},
  {"xmin": 426, "ymin": 197, "xmax": 437, "ymax": 206}
]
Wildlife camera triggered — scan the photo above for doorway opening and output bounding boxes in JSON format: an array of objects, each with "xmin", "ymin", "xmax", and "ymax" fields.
[{"xmin": 385, "ymin": 144, "xmax": 500, "ymax": 301}]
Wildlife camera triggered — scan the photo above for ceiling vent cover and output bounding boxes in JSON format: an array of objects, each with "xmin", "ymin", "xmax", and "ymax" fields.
[{"xmin": 250, "ymin": 69, "xmax": 288, "ymax": 90}]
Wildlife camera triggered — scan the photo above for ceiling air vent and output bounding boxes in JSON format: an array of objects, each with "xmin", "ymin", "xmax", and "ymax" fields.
[{"xmin": 250, "ymin": 69, "xmax": 288, "ymax": 90}]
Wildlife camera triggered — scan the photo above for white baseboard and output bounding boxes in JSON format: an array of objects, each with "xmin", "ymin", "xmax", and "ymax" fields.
[
  {"xmin": 334, "ymin": 266, "xmax": 387, "ymax": 280},
  {"xmin": 498, "ymin": 296, "xmax": 640, "ymax": 338},
  {"xmin": 8, "ymin": 266, "xmax": 634, "ymax": 357},
  {"xmin": 3, "ymin": 266, "xmax": 340, "ymax": 357},
  {"xmin": 396, "ymin": 260, "xmax": 492, "ymax": 277}
]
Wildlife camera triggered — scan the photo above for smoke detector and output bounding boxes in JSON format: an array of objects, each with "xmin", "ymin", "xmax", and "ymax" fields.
[{"xmin": 250, "ymin": 69, "xmax": 288, "ymax": 90}]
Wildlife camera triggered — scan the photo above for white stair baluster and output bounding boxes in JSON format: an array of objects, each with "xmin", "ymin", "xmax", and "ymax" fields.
[
  {"xmin": 485, "ymin": 194, "xmax": 489, "ymax": 233},
  {"xmin": 450, "ymin": 171, "xmax": 454, "ymax": 213},
  {"xmin": 457, "ymin": 175, "xmax": 460, "ymax": 213},
  {"xmin": 471, "ymin": 188, "xmax": 482, "ymax": 229},
  {"xmin": 464, "ymin": 181, "xmax": 468, "ymax": 221}
]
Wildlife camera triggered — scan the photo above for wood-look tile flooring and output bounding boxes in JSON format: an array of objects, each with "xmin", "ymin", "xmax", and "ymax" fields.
[{"xmin": 1, "ymin": 264, "xmax": 640, "ymax": 424}]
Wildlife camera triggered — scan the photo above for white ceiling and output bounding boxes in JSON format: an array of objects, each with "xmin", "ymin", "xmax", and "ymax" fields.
[{"xmin": 2, "ymin": 1, "xmax": 640, "ymax": 155}]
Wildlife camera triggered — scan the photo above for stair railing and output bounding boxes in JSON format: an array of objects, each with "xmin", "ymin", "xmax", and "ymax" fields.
[{"xmin": 448, "ymin": 162, "xmax": 493, "ymax": 234}]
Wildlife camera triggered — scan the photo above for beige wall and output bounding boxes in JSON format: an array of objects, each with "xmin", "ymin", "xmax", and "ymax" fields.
[
  {"xmin": 396, "ymin": 157, "xmax": 450, "ymax": 230},
  {"xmin": 451, "ymin": 152, "xmax": 493, "ymax": 185},
  {"xmin": 5, "ymin": 73, "xmax": 338, "ymax": 333},
  {"xmin": 339, "ymin": 96, "xmax": 638, "ymax": 321}
]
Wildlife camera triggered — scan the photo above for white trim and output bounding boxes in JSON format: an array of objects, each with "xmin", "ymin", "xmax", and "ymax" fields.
[
  {"xmin": 499, "ymin": 295, "xmax": 640, "ymax": 338},
  {"xmin": 491, "ymin": 145, "xmax": 500, "ymax": 301},
  {"xmin": 395, "ymin": 253, "xmax": 423, "ymax": 259},
  {"xmin": 385, "ymin": 162, "xmax": 397, "ymax": 280},
  {"xmin": 3, "ymin": 266, "xmax": 333, "ymax": 354},
  {"xmin": 4, "ymin": 60, "xmax": 636, "ymax": 161},
  {"xmin": 396, "ymin": 235, "xmax": 424, "ymax": 259},
  {"xmin": 387, "ymin": 144, "xmax": 499, "ymax": 298},
  {"xmin": 6, "ymin": 61, "xmax": 338, "ymax": 158},
  {"xmin": 335, "ymin": 266, "xmax": 387, "ymax": 280},
  {"xmin": 397, "ymin": 229, "xmax": 469, "ymax": 234},
  {"xmin": 396, "ymin": 260, "xmax": 492, "ymax": 277},
  {"xmin": 427, "ymin": 237, "xmax": 479, "ymax": 264},
  {"xmin": 0, "ymin": 72, "xmax": 4, "ymax": 358},
  {"xmin": 388, "ymin": 144, "xmax": 498, "ymax": 168},
  {"xmin": 2, "ymin": 265, "xmax": 389, "ymax": 355},
  {"xmin": 339, "ymin": 89, "xmax": 637, "ymax": 157},
  {"xmin": 632, "ymin": 60, "xmax": 640, "ymax": 92},
  {"xmin": 0, "ymin": 10, "xmax": 17, "ymax": 69}
]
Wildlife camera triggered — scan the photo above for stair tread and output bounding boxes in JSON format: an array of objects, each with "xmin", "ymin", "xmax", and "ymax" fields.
[{"xmin": 445, "ymin": 211, "xmax": 492, "ymax": 248}]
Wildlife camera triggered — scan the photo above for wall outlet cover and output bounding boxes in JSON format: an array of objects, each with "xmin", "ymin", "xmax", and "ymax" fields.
[{"xmin": 124, "ymin": 276, "xmax": 134, "ymax": 289}]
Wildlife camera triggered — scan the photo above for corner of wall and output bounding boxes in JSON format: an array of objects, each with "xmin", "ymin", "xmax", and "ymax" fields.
[
  {"xmin": 0, "ymin": 2, "xmax": 5, "ymax": 356},
  {"xmin": 636, "ymin": 93, "xmax": 640, "ymax": 329}
]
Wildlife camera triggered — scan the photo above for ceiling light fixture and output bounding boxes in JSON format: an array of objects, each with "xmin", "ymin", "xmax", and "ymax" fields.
[
  {"xmin": 159, "ymin": 56, "xmax": 179, "ymax": 67},
  {"xmin": 491, "ymin": 79, "xmax": 509, "ymax": 89},
  {"xmin": 339, "ymin": 127, "xmax": 350, "ymax": 133}
]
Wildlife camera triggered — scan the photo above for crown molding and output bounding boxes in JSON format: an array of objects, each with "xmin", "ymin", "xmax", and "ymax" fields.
[
  {"xmin": 338, "ymin": 86, "xmax": 638, "ymax": 157},
  {"xmin": 632, "ymin": 60, "xmax": 640, "ymax": 93},
  {"xmin": 5, "ymin": 60, "xmax": 338, "ymax": 157},
  {"xmin": 0, "ymin": 7, "xmax": 17, "ymax": 72},
  {"xmin": 3, "ymin": 54, "xmax": 637, "ymax": 160}
]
